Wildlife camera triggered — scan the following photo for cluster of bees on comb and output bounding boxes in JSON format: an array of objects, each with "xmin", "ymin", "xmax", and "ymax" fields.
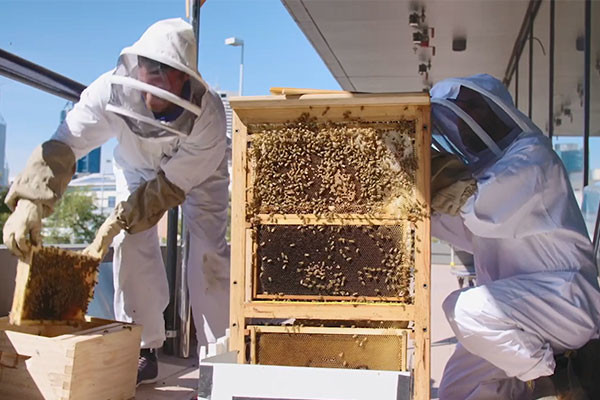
[
  {"xmin": 249, "ymin": 113, "xmax": 425, "ymax": 217},
  {"xmin": 248, "ymin": 113, "xmax": 424, "ymax": 303},
  {"xmin": 21, "ymin": 247, "xmax": 99, "ymax": 321},
  {"xmin": 257, "ymin": 224, "xmax": 414, "ymax": 303}
]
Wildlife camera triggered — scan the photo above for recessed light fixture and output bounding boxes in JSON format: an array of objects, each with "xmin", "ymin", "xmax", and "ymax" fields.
[{"xmin": 452, "ymin": 37, "xmax": 467, "ymax": 52}]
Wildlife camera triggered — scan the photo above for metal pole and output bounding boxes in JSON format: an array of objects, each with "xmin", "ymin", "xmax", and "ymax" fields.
[
  {"xmin": 178, "ymin": 220, "xmax": 192, "ymax": 358},
  {"xmin": 583, "ymin": 0, "xmax": 591, "ymax": 187},
  {"xmin": 548, "ymin": 0, "xmax": 555, "ymax": 140},
  {"xmin": 163, "ymin": 207, "xmax": 179, "ymax": 355},
  {"xmin": 239, "ymin": 44, "xmax": 244, "ymax": 96},
  {"xmin": 528, "ymin": 15, "xmax": 533, "ymax": 119},
  {"xmin": 515, "ymin": 63, "xmax": 519, "ymax": 109},
  {"xmin": 171, "ymin": 0, "xmax": 202, "ymax": 359}
]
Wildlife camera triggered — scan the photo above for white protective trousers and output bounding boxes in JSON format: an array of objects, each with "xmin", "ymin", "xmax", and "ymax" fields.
[
  {"xmin": 438, "ymin": 270, "xmax": 600, "ymax": 400},
  {"xmin": 112, "ymin": 154, "xmax": 230, "ymax": 349}
]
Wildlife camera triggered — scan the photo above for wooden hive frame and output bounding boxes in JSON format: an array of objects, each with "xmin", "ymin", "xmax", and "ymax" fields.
[
  {"xmin": 10, "ymin": 246, "xmax": 100, "ymax": 325},
  {"xmin": 230, "ymin": 92, "xmax": 431, "ymax": 400},
  {"xmin": 247, "ymin": 325, "xmax": 410, "ymax": 371}
]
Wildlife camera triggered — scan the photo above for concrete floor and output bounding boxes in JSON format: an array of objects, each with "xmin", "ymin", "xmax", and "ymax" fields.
[{"xmin": 135, "ymin": 263, "xmax": 460, "ymax": 400}]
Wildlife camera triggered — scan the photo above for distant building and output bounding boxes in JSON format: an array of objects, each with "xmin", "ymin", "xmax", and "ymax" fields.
[
  {"xmin": 61, "ymin": 102, "xmax": 101, "ymax": 175},
  {"xmin": 218, "ymin": 91, "xmax": 234, "ymax": 140},
  {"xmin": 0, "ymin": 111, "xmax": 8, "ymax": 186},
  {"xmin": 554, "ymin": 143, "xmax": 584, "ymax": 195},
  {"xmin": 554, "ymin": 143, "xmax": 583, "ymax": 175},
  {"xmin": 68, "ymin": 173, "xmax": 117, "ymax": 216}
]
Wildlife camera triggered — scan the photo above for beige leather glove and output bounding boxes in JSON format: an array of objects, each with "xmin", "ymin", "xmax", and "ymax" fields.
[
  {"xmin": 82, "ymin": 211, "xmax": 125, "ymax": 260},
  {"xmin": 117, "ymin": 170, "xmax": 185, "ymax": 234},
  {"xmin": 83, "ymin": 170, "xmax": 184, "ymax": 259},
  {"xmin": 3, "ymin": 140, "xmax": 75, "ymax": 259},
  {"xmin": 5, "ymin": 140, "xmax": 76, "ymax": 216},
  {"xmin": 2, "ymin": 199, "xmax": 43, "ymax": 260},
  {"xmin": 431, "ymin": 150, "xmax": 477, "ymax": 216}
]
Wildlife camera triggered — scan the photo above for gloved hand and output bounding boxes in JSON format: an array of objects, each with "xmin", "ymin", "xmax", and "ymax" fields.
[
  {"xmin": 5, "ymin": 140, "xmax": 76, "ymax": 217},
  {"xmin": 83, "ymin": 170, "xmax": 184, "ymax": 259},
  {"xmin": 2, "ymin": 199, "xmax": 43, "ymax": 260},
  {"xmin": 82, "ymin": 211, "xmax": 124, "ymax": 260},
  {"xmin": 116, "ymin": 170, "xmax": 186, "ymax": 234},
  {"xmin": 431, "ymin": 150, "xmax": 477, "ymax": 216}
]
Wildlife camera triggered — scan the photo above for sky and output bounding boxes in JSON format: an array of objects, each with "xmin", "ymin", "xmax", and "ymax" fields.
[
  {"xmin": 0, "ymin": 0, "xmax": 598, "ymax": 181},
  {"xmin": 0, "ymin": 0, "xmax": 341, "ymax": 177}
]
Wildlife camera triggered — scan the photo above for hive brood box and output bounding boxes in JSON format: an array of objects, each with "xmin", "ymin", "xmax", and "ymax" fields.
[
  {"xmin": 10, "ymin": 247, "xmax": 100, "ymax": 325},
  {"xmin": 0, "ymin": 317, "xmax": 141, "ymax": 400},
  {"xmin": 229, "ymin": 92, "xmax": 430, "ymax": 400}
]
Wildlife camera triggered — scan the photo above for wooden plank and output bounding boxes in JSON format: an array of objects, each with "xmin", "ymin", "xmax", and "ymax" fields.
[
  {"xmin": 67, "ymin": 324, "xmax": 141, "ymax": 399},
  {"xmin": 9, "ymin": 255, "xmax": 31, "ymax": 325},
  {"xmin": 229, "ymin": 110, "xmax": 248, "ymax": 363},
  {"xmin": 412, "ymin": 106, "xmax": 431, "ymax": 400},
  {"xmin": 250, "ymin": 327, "xmax": 257, "ymax": 364},
  {"xmin": 235, "ymin": 105, "xmax": 422, "ymax": 126},
  {"xmin": 254, "ymin": 294, "xmax": 411, "ymax": 303},
  {"xmin": 253, "ymin": 214, "xmax": 410, "ymax": 225},
  {"xmin": 243, "ymin": 302, "xmax": 415, "ymax": 321},
  {"xmin": 269, "ymin": 87, "xmax": 350, "ymax": 96},
  {"xmin": 230, "ymin": 92, "xmax": 430, "ymax": 109},
  {"xmin": 246, "ymin": 229, "xmax": 255, "ymax": 301},
  {"xmin": 250, "ymin": 325, "xmax": 410, "ymax": 336}
]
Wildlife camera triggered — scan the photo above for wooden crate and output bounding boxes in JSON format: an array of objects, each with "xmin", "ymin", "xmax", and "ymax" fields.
[
  {"xmin": 11, "ymin": 247, "xmax": 100, "ymax": 325},
  {"xmin": 229, "ymin": 92, "xmax": 431, "ymax": 400},
  {"xmin": 0, "ymin": 317, "xmax": 141, "ymax": 400}
]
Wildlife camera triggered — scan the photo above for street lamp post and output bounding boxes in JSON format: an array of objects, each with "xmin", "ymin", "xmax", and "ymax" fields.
[{"xmin": 225, "ymin": 37, "xmax": 244, "ymax": 95}]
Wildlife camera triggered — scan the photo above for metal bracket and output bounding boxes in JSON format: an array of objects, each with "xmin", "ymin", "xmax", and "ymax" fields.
[{"xmin": 165, "ymin": 330, "xmax": 178, "ymax": 339}]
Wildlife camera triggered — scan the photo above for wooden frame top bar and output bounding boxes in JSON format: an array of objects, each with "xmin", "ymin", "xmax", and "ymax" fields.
[{"xmin": 230, "ymin": 92, "xmax": 430, "ymax": 109}]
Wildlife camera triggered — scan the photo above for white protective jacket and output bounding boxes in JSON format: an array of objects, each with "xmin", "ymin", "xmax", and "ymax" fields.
[
  {"xmin": 53, "ymin": 18, "xmax": 227, "ymax": 198},
  {"xmin": 430, "ymin": 75, "xmax": 600, "ymax": 399},
  {"xmin": 52, "ymin": 18, "xmax": 229, "ymax": 349}
]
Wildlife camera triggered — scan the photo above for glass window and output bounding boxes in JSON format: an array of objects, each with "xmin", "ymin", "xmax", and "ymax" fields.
[
  {"xmin": 582, "ymin": 0, "xmax": 600, "ymax": 237},
  {"xmin": 552, "ymin": 0, "xmax": 585, "ymax": 200},
  {"xmin": 108, "ymin": 196, "xmax": 116, "ymax": 209}
]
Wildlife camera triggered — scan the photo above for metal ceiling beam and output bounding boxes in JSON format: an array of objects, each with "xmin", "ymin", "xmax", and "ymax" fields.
[
  {"xmin": 0, "ymin": 48, "xmax": 85, "ymax": 102},
  {"xmin": 502, "ymin": 0, "xmax": 543, "ymax": 86}
]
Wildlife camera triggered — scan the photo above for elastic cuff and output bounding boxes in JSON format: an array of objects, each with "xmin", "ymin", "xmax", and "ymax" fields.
[{"xmin": 516, "ymin": 344, "xmax": 556, "ymax": 381}]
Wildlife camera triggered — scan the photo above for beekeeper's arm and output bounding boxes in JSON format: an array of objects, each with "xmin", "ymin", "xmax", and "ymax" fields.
[
  {"xmin": 460, "ymin": 141, "xmax": 557, "ymax": 239},
  {"xmin": 84, "ymin": 94, "xmax": 227, "ymax": 260},
  {"xmin": 3, "ymin": 75, "xmax": 115, "ymax": 259},
  {"xmin": 430, "ymin": 149, "xmax": 477, "ymax": 253},
  {"xmin": 431, "ymin": 149, "xmax": 477, "ymax": 216}
]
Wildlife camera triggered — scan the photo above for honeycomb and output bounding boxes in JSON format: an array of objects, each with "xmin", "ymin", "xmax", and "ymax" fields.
[
  {"xmin": 16, "ymin": 247, "xmax": 100, "ymax": 322},
  {"xmin": 251, "ymin": 328, "xmax": 408, "ymax": 371},
  {"xmin": 248, "ymin": 114, "xmax": 424, "ymax": 217},
  {"xmin": 255, "ymin": 224, "xmax": 414, "ymax": 302}
]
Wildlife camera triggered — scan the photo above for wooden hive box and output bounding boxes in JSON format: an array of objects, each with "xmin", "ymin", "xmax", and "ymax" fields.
[
  {"xmin": 0, "ymin": 317, "xmax": 141, "ymax": 400},
  {"xmin": 229, "ymin": 91, "xmax": 431, "ymax": 399}
]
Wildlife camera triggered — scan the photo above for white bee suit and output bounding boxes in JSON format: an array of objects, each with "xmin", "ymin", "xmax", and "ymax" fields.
[
  {"xmin": 52, "ymin": 18, "xmax": 230, "ymax": 349},
  {"xmin": 430, "ymin": 75, "xmax": 600, "ymax": 399}
]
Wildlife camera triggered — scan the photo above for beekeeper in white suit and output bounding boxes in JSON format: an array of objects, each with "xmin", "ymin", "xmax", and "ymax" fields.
[
  {"xmin": 2, "ymin": 18, "xmax": 230, "ymax": 385},
  {"xmin": 430, "ymin": 74, "xmax": 600, "ymax": 399}
]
